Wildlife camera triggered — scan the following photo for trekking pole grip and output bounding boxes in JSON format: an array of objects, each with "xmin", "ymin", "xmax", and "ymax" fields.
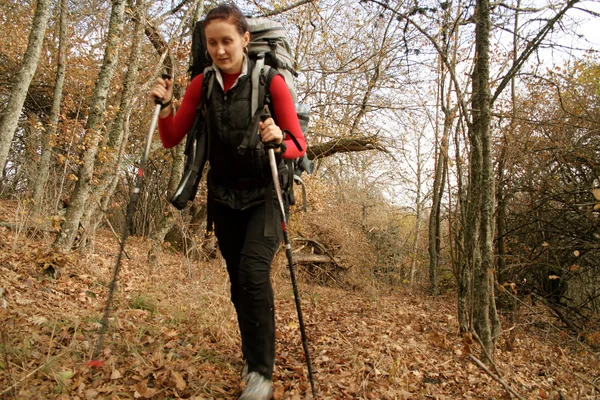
[
  {"xmin": 155, "ymin": 73, "xmax": 172, "ymax": 105},
  {"xmin": 260, "ymin": 106, "xmax": 280, "ymax": 150}
]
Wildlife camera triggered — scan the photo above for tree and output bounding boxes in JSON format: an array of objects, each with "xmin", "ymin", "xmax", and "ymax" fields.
[
  {"xmin": 0, "ymin": 0, "xmax": 52, "ymax": 175},
  {"xmin": 79, "ymin": 0, "xmax": 147, "ymax": 245},
  {"xmin": 54, "ymin": 0, "xmax": 127, "ymax": 252},
  {"xmin": 31, "ymin": 0, "xmax": 69, "ymax": 219},
  {"xmin": 468, "ymin": 0, "xmax": 498, "ymax": 359}
]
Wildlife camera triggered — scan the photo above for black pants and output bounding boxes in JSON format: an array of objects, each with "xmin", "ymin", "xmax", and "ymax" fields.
[{"xmin": 213, "ymin": 200, "xmax": 282, "ymax": 379}]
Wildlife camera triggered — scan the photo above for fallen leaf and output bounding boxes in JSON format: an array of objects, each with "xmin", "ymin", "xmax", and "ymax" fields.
[
  {"xmin": 28, "ymin": 315, "xmax": 48, "ymax": 325},
  {"xmin": 56, "ymin": 370, "xmax": 74, "ymax": 380},
  {"xmin": 172, "ymin": 370, "xmax": 186, "ymax": 390},
  {"xmin": 110, "ymin": 368, "xmax": 122, "ymax": 379}
]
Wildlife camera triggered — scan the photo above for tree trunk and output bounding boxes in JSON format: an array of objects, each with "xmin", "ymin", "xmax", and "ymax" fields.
[
  {"xmin": 32, "ymin": 0, "xmax": 69, "ymax": 220},
  {"xmin": 429, "ymin": 114, "xmax": 450, "ymax": 295},
  {"xmin": 429, "ymin": 46, "xmax": 453, "ymax": 295},
  {"xmin": 454, "ymin": 117, "xmax": 470, "ymax": 333},
  {"xmin": 81, "ymin": 0, "xmax": 146, "ymax": 239},
  {"xmin": 149, "ymin": 0, "xmax": 204, "ymax": 263},
  {"xmin": 410, "ymin": 137, "xmax": 422, "ymax": 286},
  {"xmin": 0, "ymin": 0, "xmax": 52, "ymax": 173},
  {"xmin": 471, "ymin": 0, "xmax": 497, "ymax": 360},
  {"xmin": 53, "ymin": 0, "xmax": 127, "ymax": 252}
]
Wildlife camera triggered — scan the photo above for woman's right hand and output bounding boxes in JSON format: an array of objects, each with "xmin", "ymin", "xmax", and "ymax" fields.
[{"xmin": 150, "ymin": 76, "xmax": 173, "ymax": 117}]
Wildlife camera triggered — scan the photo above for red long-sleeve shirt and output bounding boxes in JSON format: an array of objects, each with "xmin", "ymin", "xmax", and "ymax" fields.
[{"xmin": 158, "ymin": 71, "xmax": 306, "ymax": 159}]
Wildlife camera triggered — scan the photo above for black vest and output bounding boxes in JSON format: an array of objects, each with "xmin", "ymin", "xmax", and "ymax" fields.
[{"xmin": 205, "ymin": 60, "xmax": 282, "ymax": 210}]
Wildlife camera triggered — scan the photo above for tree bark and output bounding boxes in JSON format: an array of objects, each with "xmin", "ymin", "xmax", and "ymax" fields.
[
  {"xmin": 429, "ymin": 117, "xmax": 449, "ymax": 295},
  {"xmin": 471, "ymin": 0, "xmax": 497, "ymax": 360},
  {"xmin": 307, "ymin": 136, "xmax": 386, "ymax": 160},
  {"xmin": 429, "ymin": 21, "xmax": 454, "ymax": 294},
  {"xmin": 53, "ymin": 0, "xmax": 127, "ymax": 252},
  {"xmin": 32, "ymin": 0, "xmax": 69, "ymax": 220},
  {"xmin": 0, "ymin": 0, "xmax": 52, "ymax": 173},
  {"xmin": 455, "ymin": 118, "xmax": 470, "ymax": 333},
  {"xmin": 293, "ymin": 253, "xmax": 346, "ymax": 267},
  {"xmin": 409, "ymin": 135, "xmax": 422, "ymax": 286},
  {"xmin": 81, "ymin": 0, "xmax": 146, "ymax": 237}
]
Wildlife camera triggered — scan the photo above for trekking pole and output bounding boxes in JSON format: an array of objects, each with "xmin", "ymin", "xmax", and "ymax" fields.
[
  {"xmin": 263, "ymin": 115, "xmax": 317, "ymax": 397},
  {"xmin": 88, "ymin": 75, "xmax": 170, "ymax": 368}
]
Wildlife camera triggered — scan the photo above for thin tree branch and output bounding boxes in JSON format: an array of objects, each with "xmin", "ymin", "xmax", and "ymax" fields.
[
  {"xmin": 469, "ymin": 354, "xmax": 526, "ymax": 400},
  {"xmin": 257, "ymin": 0, "xmax": 314, "ymax": 17},
  {"xmin": 491, "ymin": 0, "xmax": 581, "ymax": 104},
  {"xmin": 168, "ymin": 0, "xmax": 193, "ymax": 15},
  {"xmin": 490, "ymin": 2, "xmax": 549, "ymax": 12},
  {"xmin": 365, "ymin": 0, "xmax": 473, "ymax": 130}
]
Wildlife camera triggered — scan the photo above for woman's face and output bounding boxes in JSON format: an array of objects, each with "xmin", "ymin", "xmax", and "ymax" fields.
[{"xmin": 205, "ymin": 18, "xmax": 250, "ymax": 74}]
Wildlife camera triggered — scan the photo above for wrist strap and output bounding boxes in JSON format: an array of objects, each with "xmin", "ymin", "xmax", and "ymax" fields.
[{"xmin": 160, "ymin": 98, "xmax": 172, "ymax": 110}]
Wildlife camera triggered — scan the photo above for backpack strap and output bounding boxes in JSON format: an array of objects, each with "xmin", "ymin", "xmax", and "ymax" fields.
[
  {"xmin": 169, "ymin": 69, "xmax": 214, "ymax": 211},
  {"xmin": 238, "ymin": 57, "xmax": 270, "ymax": 155},
  {"xmin": 251, "ymin": 54, "xmax": 266, "ymax": 117},
  {"xmin": 201, "ymin": 66, "xmax": 215, "ymax": 115}
]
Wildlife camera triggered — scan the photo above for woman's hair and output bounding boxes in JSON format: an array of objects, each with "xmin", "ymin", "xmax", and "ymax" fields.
[{"xmin": 205, "ymin": 3, "xmax": 249, "ymax": 35}]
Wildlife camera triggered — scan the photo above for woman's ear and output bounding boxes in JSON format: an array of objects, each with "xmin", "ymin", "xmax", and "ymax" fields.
[{"xmin": 243, "ymin": 31, "xmax": 250, "ymax": 47}]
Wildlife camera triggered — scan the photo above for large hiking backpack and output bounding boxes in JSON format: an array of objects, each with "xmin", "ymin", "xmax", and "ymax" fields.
[{"xmin": 171, "ymin": 16, "xmax": 314, "ymax": 210}]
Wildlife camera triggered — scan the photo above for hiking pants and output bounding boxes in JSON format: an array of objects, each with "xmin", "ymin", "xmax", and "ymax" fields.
[{"xmin": 212, "ymin": 200, "xmax": 283, "ymax": 380}]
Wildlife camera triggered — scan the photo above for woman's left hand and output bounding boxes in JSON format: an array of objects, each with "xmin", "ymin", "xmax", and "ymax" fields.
[{"xmin": 259, "ymin": 118, "xmax": 283, "ymax": 147}]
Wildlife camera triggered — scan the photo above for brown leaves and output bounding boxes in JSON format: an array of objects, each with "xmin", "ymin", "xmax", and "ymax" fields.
[
  {"xmin": 1, "ymin": 221, "xmax": 599, "ymax": 399},
  {"xmin": 171, "ymin": 370, "xmax": 187, "ymax": 390}
]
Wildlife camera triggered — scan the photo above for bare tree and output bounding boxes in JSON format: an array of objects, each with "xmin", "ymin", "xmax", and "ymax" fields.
[
  {"xmin": 54, "ymin": 0, "xmax": 127, "ymax": 252},
  {"xmin": 0, "ymin": 0, "xmax": 52, "ymax": 174},
  {"xmin": 468, "ymin": 0, "xmax": 497, "ymax": 359},
  {"xmin": 80, "ymin": 0, "xmax": 148, "ymax": 244},
  {"xmin": 31, "ymin": 0, "xmax": 69, "ymax": 219}
]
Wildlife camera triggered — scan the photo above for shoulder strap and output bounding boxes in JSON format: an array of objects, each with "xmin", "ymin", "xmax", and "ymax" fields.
[
  {"xmin": 251, "ymin": 55, "xmax": 266, "ymax": 117},
  {"xmin": 199, "ymin": 66, "xmax": 215, "ymax": 116}
]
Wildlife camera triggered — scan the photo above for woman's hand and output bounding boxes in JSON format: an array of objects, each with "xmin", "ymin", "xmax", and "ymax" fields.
[
  {"xmin": 150, "ymin": 76, "xmax": 173, "ymax": 118},
  {"xmin": 259, "ymin": 118, "xmax": 283, "ymax": 151}
]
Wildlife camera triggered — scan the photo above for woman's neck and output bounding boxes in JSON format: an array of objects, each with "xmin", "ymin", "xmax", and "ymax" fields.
[{"xmin": 222, "ymin": 71, "xmax": 241, "ymax": 92}]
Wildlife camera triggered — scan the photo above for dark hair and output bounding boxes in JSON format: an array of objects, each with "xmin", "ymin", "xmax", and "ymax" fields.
[{"xmin": 205, "ymin": 2, "xmax": 249, "ymax": 35}]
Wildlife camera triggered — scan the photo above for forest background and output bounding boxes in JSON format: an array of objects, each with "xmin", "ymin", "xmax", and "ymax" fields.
[{"xmin": 1, "ymin": 0, "xmax": 600, "ymax": 398}]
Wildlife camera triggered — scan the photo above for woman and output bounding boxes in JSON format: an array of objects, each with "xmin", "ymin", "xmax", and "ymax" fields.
[{"xmin": 151, "ymin": 3, "xmax": 306, "ymax": 399}]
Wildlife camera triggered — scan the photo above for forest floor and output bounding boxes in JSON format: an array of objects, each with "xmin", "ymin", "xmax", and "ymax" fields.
[{"xmin": 1, "ymin": 201, "xmax": 599, "ymax": 399}]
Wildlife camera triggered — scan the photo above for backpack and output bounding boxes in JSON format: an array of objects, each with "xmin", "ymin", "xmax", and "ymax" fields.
[{"xmin": 171, "ymin": 16, "xmax": 314, "ymax": 210}]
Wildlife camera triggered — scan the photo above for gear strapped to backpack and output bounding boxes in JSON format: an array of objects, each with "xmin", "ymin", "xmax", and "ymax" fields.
[{"xmin": 170, "ymin": 16, "xmax": 314, "ymax": 210}]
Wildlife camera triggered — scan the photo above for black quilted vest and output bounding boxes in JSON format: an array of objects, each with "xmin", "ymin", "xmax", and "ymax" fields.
[{"xmin": 205, "ymin": 60, "xmax": 281, "ymax": 211}]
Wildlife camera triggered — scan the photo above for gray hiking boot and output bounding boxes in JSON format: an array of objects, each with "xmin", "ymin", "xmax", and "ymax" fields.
[{"xmin": 239, "ymin": 371, "xmax": 273, "ymax": 400}]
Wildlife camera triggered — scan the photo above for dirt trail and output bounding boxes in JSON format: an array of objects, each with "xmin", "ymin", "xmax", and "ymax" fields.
[{"xmin": 1, "ymin": 224, "xmax": 598, "ymax": 399}]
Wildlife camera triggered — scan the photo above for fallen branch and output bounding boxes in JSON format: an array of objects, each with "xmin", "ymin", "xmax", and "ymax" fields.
[
  {"xmin": 307, "ymin": 136, "xmax": 388, "ymax": 160},
  {"xmin": 469, "ymin": 354, "xmax": 525, "ymax": 400},
  {"xmin": 573, "ymin": 371, "xmax": 600, "ymax": 392},
  {"xmin": 531, "ymin": 292, "xmax": 581, "ymax": 333},
  {"xmin": 471, "ymin": 330, "xmax": 502, "ymax": 377},
  {"xmin": 292, "ymin": 236, "xmax": 347, "ymax": 269},
  {"xmin": 293, "ymin": 253, "xmax": 346, "ymax": 268}
]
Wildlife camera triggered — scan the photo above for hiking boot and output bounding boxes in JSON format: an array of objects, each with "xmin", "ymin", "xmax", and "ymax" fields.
[{"xmin": 239, "ymin": 371, "xmax": 273, "ymax": 400}]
